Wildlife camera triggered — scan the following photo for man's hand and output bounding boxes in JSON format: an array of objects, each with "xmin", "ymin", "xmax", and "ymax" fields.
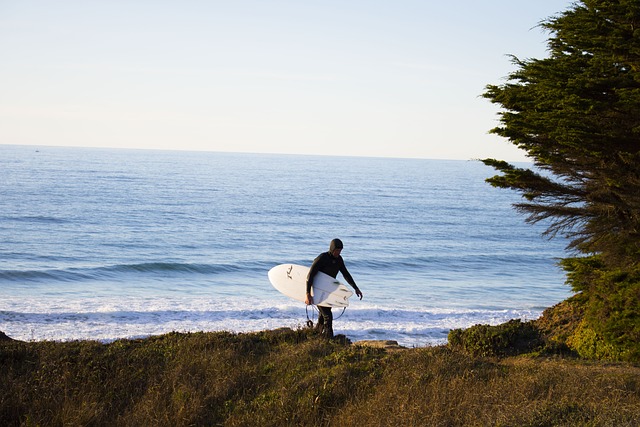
[
  {"xmin": 305, "ymin": 292, "xmax": 313, "ymax": 305},
  {"xmin": 354, "ymin": 287, "xmax": 363, "ymax": 300}
]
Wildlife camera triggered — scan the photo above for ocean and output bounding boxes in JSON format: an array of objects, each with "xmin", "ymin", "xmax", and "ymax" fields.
[{"xmin": 0, "ymin": 145, "xmax": 572, "ymax": 347}]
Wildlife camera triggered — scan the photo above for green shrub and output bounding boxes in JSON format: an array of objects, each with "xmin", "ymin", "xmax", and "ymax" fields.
[
  {"xmin": 448, "ymin": 319, "xmax": 543, "ymax": 357},
  {"xmin": 534, "ymin": 296, "xmax": 584, "ymax": 347},
  {"xmin": 562, "ymin": 256, "xmax": 640, "ymax": 362},
  {"xmin": 567, "ymin": 320, "xmax": 623, "ymax": 361}
]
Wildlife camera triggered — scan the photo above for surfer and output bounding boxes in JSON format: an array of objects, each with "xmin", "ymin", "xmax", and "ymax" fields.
[{"xmin": 305, "ymin": 238, "xmax": 363, "ymax": 338}]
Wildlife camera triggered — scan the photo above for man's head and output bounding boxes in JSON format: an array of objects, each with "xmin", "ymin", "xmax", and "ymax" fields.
[{"xmin": 329, "ymin": 238, "xmax": 343, "ymax": 257}]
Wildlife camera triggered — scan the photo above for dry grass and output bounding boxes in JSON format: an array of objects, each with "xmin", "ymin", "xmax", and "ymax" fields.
[
  {"xmin": 1, "ymin": 328, "xmax": 639, "ymax": 426},
  {"xmin": 340, "ymin": 349, "xmax": 640, "ymax": 426}
]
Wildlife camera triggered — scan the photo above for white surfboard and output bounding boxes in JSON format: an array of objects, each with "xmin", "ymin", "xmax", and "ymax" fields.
[{"xmin": 268, "ymin": 264, "xmax": 353, "ymax": 307}]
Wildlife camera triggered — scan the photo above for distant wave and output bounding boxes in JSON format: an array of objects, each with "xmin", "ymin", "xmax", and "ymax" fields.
[
  {"xmin": 96, "ymin": 262, "xmax": 240, "ymax": 275},
  {"xmin": 353, "ymin": 253, "xmax": 557, "ymax": 273},
  {"xmin": 0, "ymin": 269, "xmax": 93, "ymax": 282},
  {"xmin": 2, "ymin": 215, "xmax": 70, "ymax": 224},
  {"xmin": 0, "ymin": 262, "xmax": 265, "ymax": 283}
]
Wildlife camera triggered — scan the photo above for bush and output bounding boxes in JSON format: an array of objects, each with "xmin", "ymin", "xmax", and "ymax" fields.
[
  {"xmin": 567, "ymin": 320, "xmax": 623, "ymax": 361},
  {"xmin": 562, "ymin": 256, "xmax": 640, "ymax": 362},
  {"xmin": 448, "ymin": 319, "xmax": 544, "ymax": 357}
]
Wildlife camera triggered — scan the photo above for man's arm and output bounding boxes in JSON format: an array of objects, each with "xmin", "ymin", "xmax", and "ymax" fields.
[
  {"xmin": 339, "ymin": 261, "xmax": 363, "ymax": 300},
  {"xmin": 306, "ymin": 257, "xmax": 322, "ymax": 294},
  {"xmin": 305, "ymin": 254, "xmax": 324, "ymax": 304}
]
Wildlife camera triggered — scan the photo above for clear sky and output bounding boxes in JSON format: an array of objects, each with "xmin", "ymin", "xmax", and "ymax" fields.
[{"xmin": 0, "ymin": 1, "xmax": 573, "ymax": 161}]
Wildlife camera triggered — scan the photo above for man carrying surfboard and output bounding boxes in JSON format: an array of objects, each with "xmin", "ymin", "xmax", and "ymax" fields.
[{"xmin": 305, "ymin": 238, "xmax": 363, "ymax": 338}]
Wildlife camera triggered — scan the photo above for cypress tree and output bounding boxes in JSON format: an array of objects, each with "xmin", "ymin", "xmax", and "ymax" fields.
[{"xmin": 482, "ymin": 0, "xmax": 640, "ymax": 360}]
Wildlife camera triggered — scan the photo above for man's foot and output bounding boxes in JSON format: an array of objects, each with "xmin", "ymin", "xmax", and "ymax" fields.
[{"xmin": 321, "ymin": 325, "xmax": 334, "ymax": 339}]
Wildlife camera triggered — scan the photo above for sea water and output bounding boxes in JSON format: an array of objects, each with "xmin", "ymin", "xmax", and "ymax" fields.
[{"xmin": 0, "ymin": 145, "xmax": 572, "ymax": 347}]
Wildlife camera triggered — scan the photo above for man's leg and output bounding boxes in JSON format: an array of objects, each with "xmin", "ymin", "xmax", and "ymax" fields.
[
  {"xmin": 315, "ymin": 310, "xmax": 325, "ymax": 332},
  {"xmin": 317, "ymin": 306, "xmax": 333, "ymax": 338}
]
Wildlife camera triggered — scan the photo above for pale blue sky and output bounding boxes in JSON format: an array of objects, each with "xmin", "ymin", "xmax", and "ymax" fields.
[{"xmin": 0, "ymin": 1, "xmax": 572, "ymax": 160}]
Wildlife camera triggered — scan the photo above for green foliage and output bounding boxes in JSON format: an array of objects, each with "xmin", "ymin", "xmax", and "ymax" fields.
[
  {"xmin": 482, "ymin": 0, "xmax": 640, "ymax": 360},
  {"xmin": 567, "ymin": 320, "xmax": 623, "ymax": 361},
  {"xmin": 1, "ymin": 330, "xmax": 640, "ymax": 426},
  {"xmin": 448, "ymin": 319, "xmax": 544, "ymax": 357},
  {"xmin": 534, "ymin": 296, "xmax": 586, "ymax": 353},
  {"xmin": 561, "ymin": 256, "xmax": 640, "ymax": 361}
]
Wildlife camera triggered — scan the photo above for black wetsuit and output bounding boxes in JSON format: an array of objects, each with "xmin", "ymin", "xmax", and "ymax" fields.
[{"xmin": 306, "ymin": 250, "xmax": 358, "ymax": 337}]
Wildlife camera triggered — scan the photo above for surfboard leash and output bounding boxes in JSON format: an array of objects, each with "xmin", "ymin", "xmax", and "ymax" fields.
[
  {"xmin": 334, "ymin": 307, "xmax": 347, "ymax": 320},
  {"xmin": 305, "ymin": 305, "xmax": 347, "ymax": 328},
  {"xmin": 305, "ymin": 305, "xmax": 316, "ymax": 328}
]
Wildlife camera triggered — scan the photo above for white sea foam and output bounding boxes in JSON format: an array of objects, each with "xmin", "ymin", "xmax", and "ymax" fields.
[{"xmin": 0, "ymin": 295, "xmax": 543, "ymax": 347}]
